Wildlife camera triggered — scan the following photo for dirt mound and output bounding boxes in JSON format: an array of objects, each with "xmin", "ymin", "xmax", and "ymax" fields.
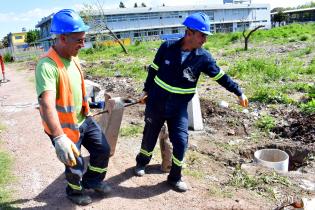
[{"xmin": 273, "ymin": 112, "xmax": 315, "ymax": 144}]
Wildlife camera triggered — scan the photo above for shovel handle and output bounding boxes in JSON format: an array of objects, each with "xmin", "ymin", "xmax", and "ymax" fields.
[{"xmin": 92, "ymin": 100, "xmax": 141, "ymax": 117}]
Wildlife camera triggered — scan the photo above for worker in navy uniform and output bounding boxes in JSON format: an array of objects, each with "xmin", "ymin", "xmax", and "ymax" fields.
[{"xmin": 134, "ymin": 12, "xmax": 248, "ymax": 192}]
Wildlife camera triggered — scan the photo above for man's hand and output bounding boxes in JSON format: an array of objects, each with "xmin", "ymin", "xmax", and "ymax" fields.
[
  {"xmin": 139, "ymin": 91, "xmax": 148, "ymax": 104},
  {"xmin": 238, "ymin": 93, "xmax": 249, "ymax": 107},
  {"xmin": 53, "ymin": 134, "xmax": 80, "ymax": 167}
]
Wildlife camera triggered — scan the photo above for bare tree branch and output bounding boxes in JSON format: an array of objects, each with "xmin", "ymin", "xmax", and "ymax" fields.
[
  {"xmin": 242, "ymin": 25, "xmax": 264, "ymax": 51},
  {"xmin": 83, "ymin": 0, "xmax": 128, "ymax": 54}
]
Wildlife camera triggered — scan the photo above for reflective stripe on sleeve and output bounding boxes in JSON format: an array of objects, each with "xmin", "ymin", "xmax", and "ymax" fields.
[
  {"xmin": 150, "ymin": 62, "xmax": 159, "ymax": 71},
  {"xmin": 212, "ymin": 69, "xmax": 225, "ymax": 81}
]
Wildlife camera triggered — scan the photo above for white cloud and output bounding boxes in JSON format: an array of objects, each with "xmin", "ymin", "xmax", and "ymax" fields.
[{"xmin": 0, "ymin": 8, "xmax": 60, "ymax": 23}]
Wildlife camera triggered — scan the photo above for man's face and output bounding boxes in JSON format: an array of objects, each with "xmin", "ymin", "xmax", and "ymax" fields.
[
  {"xmin": 62, "ymin": 32, "xmax": 85, "ymax": 57},
  {"xmin": 188, "ymin": 29, "xmax": 208, "ymax": 49}
]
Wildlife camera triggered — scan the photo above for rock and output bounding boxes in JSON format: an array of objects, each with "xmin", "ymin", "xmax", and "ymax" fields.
[
  {"xmin": 218, "ymin": 100, "xmax": 229, "ymax": 108},
  {"xmin": 242, "ymin": 109, "xmax": 249, "ymax": 114},
  {"xmin": 227, "ymin": 129, "xmax": 235, "ymax": 136},
  {"xmin": 206, "ymin": 127, "xmax": 217, "ymax": 134}
]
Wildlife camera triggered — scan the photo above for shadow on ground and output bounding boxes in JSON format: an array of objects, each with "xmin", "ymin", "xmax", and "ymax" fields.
[{"xmin": 1, "ymin": 164, "xmax": 170, "ymax": 209}]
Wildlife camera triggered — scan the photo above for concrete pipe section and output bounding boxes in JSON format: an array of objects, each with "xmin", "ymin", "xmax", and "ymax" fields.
[{"xmin": 254, "ymin": 149, "xmax": 289, "ymax": 173}]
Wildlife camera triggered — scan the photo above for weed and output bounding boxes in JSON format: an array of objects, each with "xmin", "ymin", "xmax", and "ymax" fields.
[
  {"xmin": 185, "ymin": 151, "xmax": 202, "ymax": 166},
  {"xmin": 255, "ymin": 115, "xmax": 276, "ymax": 132},
  {"xmin": 300, "ymin": 98, "xmax": 315, "ymax": 114}
]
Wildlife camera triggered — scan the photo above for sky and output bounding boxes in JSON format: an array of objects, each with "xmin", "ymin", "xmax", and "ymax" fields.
[{"xmin": 0, "ymin": 0, "xmax": 313, "ymax": 40}]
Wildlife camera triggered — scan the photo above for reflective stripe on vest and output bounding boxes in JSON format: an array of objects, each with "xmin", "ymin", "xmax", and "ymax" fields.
[
  {"xmin": 154, "ymin": 76, "xmax": 196, "ymax": 94},
  {"xmin": 212, "ymin": 69, "xmax": 225, "ymax": 81},
  {"xmin": 39, "ymin": 47, "xmax": 89, "ymax": 143}
]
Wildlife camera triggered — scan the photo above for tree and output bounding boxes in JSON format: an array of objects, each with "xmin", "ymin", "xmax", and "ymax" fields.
[
  {"xmin": 273, "ymin": 11, "xmax": 288, "ymax": 26},
  {"xmin": 134, "ymin": 3, "xmax": 138, "ymax": 8},
  {"xmin": 25, "ymin": 29, "xmax": 40, "ymax": 44},
  {"xmin": 242, "ymin": 25, "xmax": 264, "ymax": 51},
  {"xmin": 271, "ymin": 7, "xmax": 285, "ymax": 13},
  {"xmin": 82, "ymin": 1, "xmax": 128, "ymax": 54},
  {"xmin": 1, "ymin": 36, "xmax": 9, "ymax": 48},
  {"xmin": 119, "ymin": 1, "xmax": 125, "ymax": 8},
  {"xmin": 162, "ymin": 3, "xmax": 165, "ymax": 6},
  {"xmin": 141, "ymin": 2, "xmax": 146, "ymax": 7},
  {"xmin": 297, "ymin": 1, "xmax": 315, "ymax": 9}
]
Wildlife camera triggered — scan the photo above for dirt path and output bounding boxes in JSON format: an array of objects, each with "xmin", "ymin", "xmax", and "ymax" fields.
[{"xmin": 0, "ymin": 63, "xmax": 271, "ymax": 210}]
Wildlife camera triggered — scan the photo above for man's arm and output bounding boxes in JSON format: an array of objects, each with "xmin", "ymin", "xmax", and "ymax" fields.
[
  {"xmin": 39, "ymin": 90, "xmax": 64, "ymax": 138},
  {"xmin": 204, "ymin": 54, "xmax": 248, "ymax": 107}
]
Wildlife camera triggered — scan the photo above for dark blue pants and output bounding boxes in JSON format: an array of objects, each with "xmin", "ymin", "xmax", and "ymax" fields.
[
  {"xmin": 50, "ymin": 117, "xmax": 110, "ymax": 195},
  {"xmin": 136, "ymin": 101, "xmax": 188, "ymax": 182}
]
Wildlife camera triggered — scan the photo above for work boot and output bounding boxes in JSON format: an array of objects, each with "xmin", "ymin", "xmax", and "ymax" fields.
[
  {"xmin": 82, "ymin": 181, "xmax": 112, "ymax": 196},
  {"xmin": 67, "ymin": 194, "xmax": 92, "ymax": 206},
  {"xmin": 134, "ymin": 164, "xmax": 145, "ymax": 176},
  {"xmin": 66, "ymin": 187, "xmax": 92, "ymax": 206},
  {"xmin": 167, "ymin": 178, "xmax": 188, "ymax": 192}
]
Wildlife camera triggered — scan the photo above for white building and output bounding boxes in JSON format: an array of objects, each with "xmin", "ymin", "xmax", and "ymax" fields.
[{"xmin": 35, "ymin": 2, "xmax": 270, "ymax": 49}]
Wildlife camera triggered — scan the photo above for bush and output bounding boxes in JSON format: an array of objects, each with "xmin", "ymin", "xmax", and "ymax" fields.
[
  {"xmin": 3, "ymin": 53, "xmax": 13, "ymax": 62},
  {"xmin": 299, "ymin": 34, "xmax": 310, "ymax": 41}
]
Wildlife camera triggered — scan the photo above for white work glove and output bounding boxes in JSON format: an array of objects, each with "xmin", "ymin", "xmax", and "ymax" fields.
[
  {"xmin": 53, "ymin": 134, "xmax": 80, "ymax": 167},
  {"xmin": 139, "ymin": 91, "xmax": 148, "ymax": 104},
  {"xmin": 238, "ymin": 93, "xmax": 249, "ymax": 108}
]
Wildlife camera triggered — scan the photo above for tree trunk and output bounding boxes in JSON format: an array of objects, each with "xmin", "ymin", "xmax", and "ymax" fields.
[{"xmin": 242, "ymin": 25, "xmax": 264, "ymax": 51}]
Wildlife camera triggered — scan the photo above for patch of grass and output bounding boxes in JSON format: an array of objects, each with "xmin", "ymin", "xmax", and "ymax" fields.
[
  {"xmin": 0, "ymin": 150, "xmax": 14, "ymax": 208},
  {"xmin": 251, "ymin": 86, "xmax": 293, "ymax": 104},
  {"xmin": 228, "ymin": 166, "xmax": 291, "ymax": 199},
  {"xmin": 255, "ymin": 115, "xmax": 276, "ymax": 132},
  {"xmin": 207, "ymin": 185, "xmax": 234, "ymax": 198},
  {"xmin": 182, "ymin": 168, "xmax": 204, "ymax": 179},
  {"xmin": 281, "ymin": 83, "xmax": 312, "ymax": 93},
  {"xmin": 119, "ymin": 124, "xmax": 142, "ymax": 137}
]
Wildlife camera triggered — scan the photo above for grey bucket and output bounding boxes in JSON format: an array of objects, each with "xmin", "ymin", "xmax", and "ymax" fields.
[{"xmin": 254, "ymin": 149, "xmax": 289, "ymax": 173}]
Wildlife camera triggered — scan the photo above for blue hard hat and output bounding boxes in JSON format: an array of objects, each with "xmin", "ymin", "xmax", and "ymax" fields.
[
  {"xmin": 183, "ymin": 12, "xmax": 212, "ymax": 35},
  {"xmin": 50, "ymin": 9, "xmax": 89, "ymax": 34}
]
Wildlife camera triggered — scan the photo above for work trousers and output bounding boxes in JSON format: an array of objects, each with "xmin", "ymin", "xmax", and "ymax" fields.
[
  {"xmin": 136, "ymin": 101, "xmax": 188, "ymax": 182},
  {"xmin": 50, "ymin": 116, "xmax": 110, "ymax": 195}
]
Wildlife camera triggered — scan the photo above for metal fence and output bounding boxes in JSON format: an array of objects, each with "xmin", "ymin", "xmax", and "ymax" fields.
[{"xmin": 0, "ymin": 44, "xmax": 45, "ymax": 61}]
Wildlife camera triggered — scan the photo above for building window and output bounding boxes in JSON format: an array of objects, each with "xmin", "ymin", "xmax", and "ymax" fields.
[
  {"xmin": 15, "ymin": 35, "xmax": 23, "ymax": 40},
  {"xmin": 134, "ymin": 32, "xmax": 140, "ymax": 37},
  {"xmin": 172, "ymin": 28, "xmax": 179, "ymax": 33}
]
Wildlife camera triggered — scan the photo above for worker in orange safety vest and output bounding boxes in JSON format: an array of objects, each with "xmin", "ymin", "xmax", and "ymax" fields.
[{"xmin": 35, "ymin": 9, "xmax": 111, "ymax": 206}]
